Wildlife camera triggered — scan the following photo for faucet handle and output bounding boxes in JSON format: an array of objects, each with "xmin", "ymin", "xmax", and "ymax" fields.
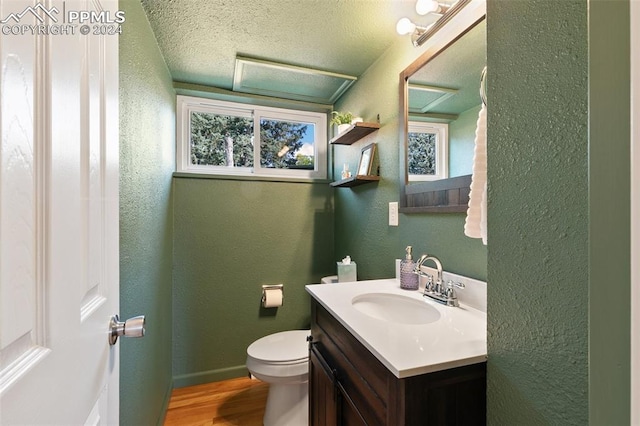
[
  {"xmin": 446, "ymin": 280, "xmax": 465, "ymax": 289},
  {"xmin": 444, "ymin": 281, "xmax": 460, "ymax": 306},
  {"xmin": 424, "ymin": 275, "xmax": 434, "ymax": 292}
]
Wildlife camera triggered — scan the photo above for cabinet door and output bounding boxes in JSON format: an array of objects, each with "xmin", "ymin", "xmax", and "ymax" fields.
[
  {"xmin": 336, "ymin": 382, "xmax": 368, "ymax": 426},
  {"xmin": 309, "ymin": 345, "xmax": 338, "ymax": 426}
]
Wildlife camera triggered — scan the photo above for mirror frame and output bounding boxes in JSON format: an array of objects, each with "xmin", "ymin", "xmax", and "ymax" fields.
[{"xmin": 399, "ymin": 2, "xmax": 486, "ymax": 213}]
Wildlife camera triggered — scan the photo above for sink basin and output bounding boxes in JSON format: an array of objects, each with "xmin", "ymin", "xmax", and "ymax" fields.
[{"xmin": 351, "ymin": 293, "xmax": 441, "ymax": 325}]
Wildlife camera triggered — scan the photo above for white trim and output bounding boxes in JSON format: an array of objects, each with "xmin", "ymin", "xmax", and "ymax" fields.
[
  {"xmin": 407, "ymin": 121, "xmax": 449, "ymax": 181},
  {"xmin": 176, "ymin": 95, "xmax": 327, "ymax": 180},
  {"xmin": 631, "ymin": 1, "xmax": 640, "ymax": 423}
]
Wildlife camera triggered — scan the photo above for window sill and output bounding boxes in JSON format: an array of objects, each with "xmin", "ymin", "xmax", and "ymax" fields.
[{"xmin": 172, "ymin": 172, "xmax": 332, "ymax": 184}]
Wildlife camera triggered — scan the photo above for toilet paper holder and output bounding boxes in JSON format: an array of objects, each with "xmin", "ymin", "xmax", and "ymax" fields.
[{"xmin": 262, "ymin": 284, "xmax": 284, "ymax": 307}]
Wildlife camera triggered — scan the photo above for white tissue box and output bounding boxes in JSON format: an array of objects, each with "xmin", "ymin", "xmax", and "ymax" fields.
[{"xmin": 337, "ymin": 262, "xmax": 357, "ymax": 282}]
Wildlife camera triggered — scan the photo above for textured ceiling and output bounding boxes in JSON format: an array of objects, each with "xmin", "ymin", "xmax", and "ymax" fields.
[{"xmin": 140, "ymin": 0, "xmax": 437, "ymax": 94}]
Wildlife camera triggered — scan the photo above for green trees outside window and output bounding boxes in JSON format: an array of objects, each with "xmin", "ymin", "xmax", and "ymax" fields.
[
  {"xmin": 190, "ymin": 112, "xmax": 253, "ymax": 167},
  {"xmin": 190, "ymin": 113, "xmax": 314, "ymax": 170},
  {"xmin": 408, "ymin": 131, "xmax": 437, "ymax": 176}
]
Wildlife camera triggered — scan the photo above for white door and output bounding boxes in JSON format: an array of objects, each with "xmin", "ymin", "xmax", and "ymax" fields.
[{"xmin": 0, "ymin": 0, "xmax": 124, "ymax": 424}]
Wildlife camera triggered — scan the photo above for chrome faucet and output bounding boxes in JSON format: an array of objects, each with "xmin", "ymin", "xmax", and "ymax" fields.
[
  {"xmin": 415, "ymin": 254, "xmax": 443, "ymax": 292},
  {"xmin": 414, "ymin": 254, "xmax": 463, "ymax": 307}
]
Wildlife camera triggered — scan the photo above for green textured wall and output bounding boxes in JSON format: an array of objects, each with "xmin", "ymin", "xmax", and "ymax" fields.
[
  {"xmin": 486, "ymin": 1, "xmax": 588, "ymax": 422},
  {"xmin": 450, "ymin": 105, "xmax": 481, "ymax": 177},
  {"xmin": 487, "ymin": 0, "xmax": 630, "ymax": 424},
  {"xmin": 588, "ymin": 1, "xmax": 630, "ymax": 423},
  {"xmin": 119, "ymin": 0, "xmax": 175, "ymax": 424},
  {"xmin": 333, "ymin": 25, "xmax": 487, "ymax": 283},
  {"xmin": 171, "ymin": 178, "xmax": 334, "ymax": 386}
]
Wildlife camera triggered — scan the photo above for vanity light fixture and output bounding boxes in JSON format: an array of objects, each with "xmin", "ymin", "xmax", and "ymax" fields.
[
  {"xmin": 397, "ymin": 0, "xmax": 471, "ymax": 47},
  {"xmin": 415, "ymin": 0, "xmax": 450, "ymax": 16},
  {"xmin": 396, "ymin": 18, "xmax": 433, "ymax": 46}
]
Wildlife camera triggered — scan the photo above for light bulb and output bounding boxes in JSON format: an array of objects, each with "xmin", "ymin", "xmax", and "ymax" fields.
[
  {"xmin": 396, "ymin": 18, "xmax": 416, "ymax": 36},
  {"xmin": 415, "ymin": 0, "xmax": 440, "ymax": 15}
]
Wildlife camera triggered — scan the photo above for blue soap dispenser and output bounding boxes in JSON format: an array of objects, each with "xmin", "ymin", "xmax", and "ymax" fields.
[{"xmin": 400, "ymin": 246, "xmax": 419, "ymax": 290}]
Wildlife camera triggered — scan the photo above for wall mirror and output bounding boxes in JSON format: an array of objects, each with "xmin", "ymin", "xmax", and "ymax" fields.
[{"xmin": 399, "ymin": 10, "xmax": 486, "ymax": 213}]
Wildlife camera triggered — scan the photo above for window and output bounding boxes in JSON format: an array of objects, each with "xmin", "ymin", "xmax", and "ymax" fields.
[
  {"xmin": 407, "ymin": 121, "xmax": 448, "ymax": 181},
  {"xmin": 177, "ymin": 95, "xmax": 327, "ymax": 179}
]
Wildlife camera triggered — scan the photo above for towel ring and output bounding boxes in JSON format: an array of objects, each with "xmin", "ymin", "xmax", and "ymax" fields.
[{"xmin": 480, "ymin": 66, "xmax": 487, "ymax": 106}]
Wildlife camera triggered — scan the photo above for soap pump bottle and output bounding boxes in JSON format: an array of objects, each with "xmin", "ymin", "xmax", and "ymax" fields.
[{"xmin": 400, "ymin": 246, "xmax": 419, "ymax": 290}]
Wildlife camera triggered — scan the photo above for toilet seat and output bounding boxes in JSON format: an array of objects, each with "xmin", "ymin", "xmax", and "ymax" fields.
[
  {"xmin": 247, "ymin": 330, "xmax": 309, "ymax": 363},
  {"xmin": 246, "ymin": 330, "xmax": 310, "ymax": 381}
]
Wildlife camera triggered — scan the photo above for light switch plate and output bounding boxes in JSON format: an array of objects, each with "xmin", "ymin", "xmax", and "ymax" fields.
[{"xmin": 389, "ymin": 202, "xmax": 399, "ymax": 226}]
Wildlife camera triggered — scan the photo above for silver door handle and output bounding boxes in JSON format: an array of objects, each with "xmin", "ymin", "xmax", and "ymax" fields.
[{"xmin": 109, "ymin": 314, "xmax": 145, "ymax": 345}]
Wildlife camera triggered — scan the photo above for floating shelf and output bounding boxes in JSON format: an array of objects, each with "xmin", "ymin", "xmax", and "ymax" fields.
[
  {"xmin": 329, "ymin": 122, "xmax": 380, "ymax": 145},
  {"xmin": 330, "ymin": 175, "xmax": 380, "ymax": 188}
]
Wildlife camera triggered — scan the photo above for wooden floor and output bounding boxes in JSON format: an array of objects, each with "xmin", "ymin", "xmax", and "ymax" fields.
[{"xmin": 164, "ymin": 377, "xmax": 269, "ymax": 426}]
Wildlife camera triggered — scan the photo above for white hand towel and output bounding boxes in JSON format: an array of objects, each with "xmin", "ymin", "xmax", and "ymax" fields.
[{"xmin": 464, "ymin": 103, "xmax": 487, "ymax": 245}]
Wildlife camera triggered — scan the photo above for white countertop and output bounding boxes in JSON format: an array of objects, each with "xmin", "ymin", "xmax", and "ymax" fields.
[{"xmin": 306, "ymin": 278, "xmax": 487, "ymax": 379}]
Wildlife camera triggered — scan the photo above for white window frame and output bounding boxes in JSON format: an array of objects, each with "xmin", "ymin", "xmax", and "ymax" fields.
[
  {"xmin": 177, "ymin": 95, "xmax": 327, "ymax": 179},
  {"xmin": 407, "ymin": 121, "xmax": 449, "ymax": 182}
]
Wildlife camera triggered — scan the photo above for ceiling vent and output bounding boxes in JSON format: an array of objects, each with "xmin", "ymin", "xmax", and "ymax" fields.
[
  {"xmin": 408, "ymin": 84, "xmax": 458, "ymax": 114},
  {"xmin": 233, "ymin": 56, "xmax": 357, "ymax": 105}
]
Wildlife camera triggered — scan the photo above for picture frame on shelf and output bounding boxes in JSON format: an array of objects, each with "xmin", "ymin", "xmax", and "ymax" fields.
[{"xmin": 357, "ymin": 143, "xmax": 376, "ymax": 176}]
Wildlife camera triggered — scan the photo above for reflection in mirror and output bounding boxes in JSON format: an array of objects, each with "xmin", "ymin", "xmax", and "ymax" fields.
[
  {"xmin": 408, "ymin": 121, "xmax": 448, "ymax": 181},
  {"xmin": 399, "ymin": 10, "xmax": 486, "ymax": 213},
  {"xmin": 408, "ymin": 20, "xmax": 485, "ymax": 179}
]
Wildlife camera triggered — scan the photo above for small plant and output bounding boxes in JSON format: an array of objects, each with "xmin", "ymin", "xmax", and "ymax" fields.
[{"xmin": 330, "ymin": 111, "xmax": 355, "ymax": 126}]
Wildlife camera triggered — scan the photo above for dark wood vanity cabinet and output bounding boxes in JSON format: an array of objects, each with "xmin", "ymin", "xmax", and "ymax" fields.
[{"xmin": 309, "ymin": 299, "xmax": 486, "ymax": 426}]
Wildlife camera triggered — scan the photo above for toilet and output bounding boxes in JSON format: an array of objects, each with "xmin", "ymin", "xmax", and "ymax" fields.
[
  {"xmin": 246, "ymin": 329, "xmax": 310, "ymax": 426},
  {"xmin": 246, "ymin": 276, "xmax": 337, "ymax": 426}
]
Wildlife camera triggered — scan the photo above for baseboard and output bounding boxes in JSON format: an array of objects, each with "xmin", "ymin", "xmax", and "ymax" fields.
[{"xmin": 172, "ymin": 365, "xmax": 248, "ymax": 389}]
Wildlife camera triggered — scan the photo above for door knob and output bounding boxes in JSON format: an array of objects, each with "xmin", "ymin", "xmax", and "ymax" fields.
[{"xmin": 109, "ymin": 314, "xmax": 145, "ymax": 345}]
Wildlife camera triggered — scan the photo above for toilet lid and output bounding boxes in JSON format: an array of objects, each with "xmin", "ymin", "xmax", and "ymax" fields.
[{"xmin": 247, "ymin": 330, "xmax": 310, "ymax": 363}]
